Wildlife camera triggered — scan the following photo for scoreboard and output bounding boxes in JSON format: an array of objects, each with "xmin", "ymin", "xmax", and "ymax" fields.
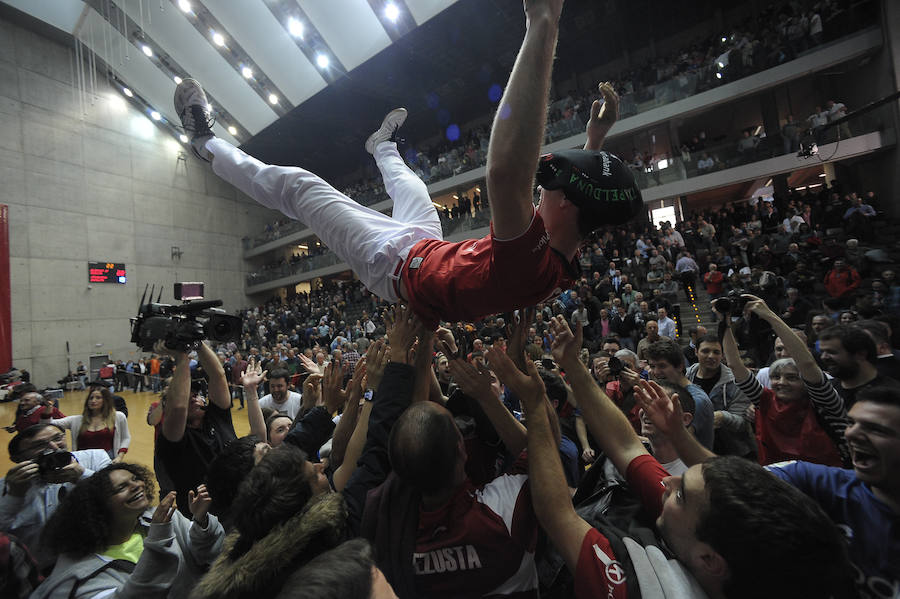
[{"xmin": 88, "ymin": 262, "xmax": 127, "ymax": 284}]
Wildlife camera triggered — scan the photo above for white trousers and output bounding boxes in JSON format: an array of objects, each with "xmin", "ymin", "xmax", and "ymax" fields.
[{"xmin": 207, "ymin": 138, "xmax": 443, "ymax": 301}]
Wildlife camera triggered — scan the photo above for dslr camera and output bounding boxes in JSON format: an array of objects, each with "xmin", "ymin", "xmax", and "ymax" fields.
[
  {"xmin": 130, "ymin": 283, "xmax": 243, "ymax": 352},
  {"xmin": 713, "ymin": 290, "xmax": 749, "ymax": 315},
  {"xmin": 36, "ymin": 449, "xmax": 72, "ymax": 475}
]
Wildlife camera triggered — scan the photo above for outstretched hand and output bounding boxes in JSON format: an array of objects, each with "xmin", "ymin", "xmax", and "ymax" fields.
[
  {"xmin": 506, "ymin": 308, "xmax": 535, "ymax": 373},
  {"xmin": 486, "ymin": 346, "xmax": 546, "ymax": 415},
  {"xmin": 322, "ymin": 359, "xmax": 350, "ymax": 413},
  {"xmin": 548, "ymin": 316, "xmax": 583, "ymax": 368},
  {"xmin": 385, "ymin": 304, "xmax": 419, "ymax": 365},
  {"xmin": 152, "ymin": 491, "xmax": 178, "ymax": 524},
  {"xmin": 445, "ymin": 348, "xmax": 494, "ymax": 401},
  {"xmin": 188, "ymin": 484, "xmax": 212, "ymax": 524},
  {"xmin": 298, "ymin": 352, "xmax": 322, "ymax": 376},
  {"xmin": 585, "ymin": 82, "xmax": 619, "ymax": 150},
  {"xmin": 634, "ymin": 380, "xmax": 685, "ymax": 437},
  {"xmin": 365, "ymin": 339, "xmax": 388, "ymax": 390},
  {"xmin": 240, "ymin": 357, "xmax": 267, "ymax": 389}
]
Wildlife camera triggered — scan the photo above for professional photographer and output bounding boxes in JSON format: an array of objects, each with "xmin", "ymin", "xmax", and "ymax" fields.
[
  {"xmin": 154, "ymin": 340, "xmax": 236, "ymax": 516},
  {"xmin": 0, "ymin": 423, "xmax": 111, "ymax": 570}
]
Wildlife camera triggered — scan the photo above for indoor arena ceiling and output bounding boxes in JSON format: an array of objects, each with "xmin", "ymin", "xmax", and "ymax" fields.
[{"xmin": 2, "ymin": 0, "xmax": 723, "ymax": 180}]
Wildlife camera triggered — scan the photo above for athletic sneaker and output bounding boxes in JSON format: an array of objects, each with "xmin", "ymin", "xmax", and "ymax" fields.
[
  {"xmin": 365, "ymin": 108, "xmax": 408, "ymax": 154},
  {"xmin": 174, "ymin": 78, "xmax": 215, "ymax": 161}
]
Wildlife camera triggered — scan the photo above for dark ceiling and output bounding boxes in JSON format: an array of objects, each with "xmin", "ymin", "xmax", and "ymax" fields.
[{"xmin": 241, "ymin": 0, "xmax": 723, "ymax": 182}]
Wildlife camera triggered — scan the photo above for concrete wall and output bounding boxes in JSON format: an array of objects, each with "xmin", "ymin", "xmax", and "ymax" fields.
[{"xmin": 0, "ymin": 15, "xmax": 279, "ymax": 387}]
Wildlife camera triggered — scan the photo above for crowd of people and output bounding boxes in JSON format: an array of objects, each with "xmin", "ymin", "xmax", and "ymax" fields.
[
  {"xmin": 2, "ymin": 0, "xmax": 897, "ymax": 598},
  {"xmin": 244, "ymin": 0, "xmax": 875, "ymax": 250}
]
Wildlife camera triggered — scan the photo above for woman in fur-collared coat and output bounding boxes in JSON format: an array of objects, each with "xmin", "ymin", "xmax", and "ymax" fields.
[{"xmin": 190, "ymin": 445, "xmax": 348, "ymax": 599}]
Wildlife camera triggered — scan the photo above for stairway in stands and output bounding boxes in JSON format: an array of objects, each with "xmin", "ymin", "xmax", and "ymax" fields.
[{"xmin": 676, "ymin": 282, "xmax": 718, "ymax": 341}]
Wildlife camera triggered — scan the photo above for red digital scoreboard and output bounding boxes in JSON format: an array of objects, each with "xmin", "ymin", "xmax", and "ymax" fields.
[{"xmin": 88, "ymin": 262, "xmax": 127, "ymax": 284}]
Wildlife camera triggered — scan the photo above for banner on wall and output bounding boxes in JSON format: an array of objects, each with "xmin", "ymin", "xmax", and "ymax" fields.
[{"xmin": 0, "ymin": 205, "xmax": 10, "ymax": 373}]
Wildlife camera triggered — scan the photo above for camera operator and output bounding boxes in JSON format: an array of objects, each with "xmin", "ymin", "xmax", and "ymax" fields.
[
  {"xmin": 154, "ymin": 340, "xmax": 236, "ymax": 516},
  {"xmin": 0, "ymin": 423, "xmax": 111, "ymax": 570}
]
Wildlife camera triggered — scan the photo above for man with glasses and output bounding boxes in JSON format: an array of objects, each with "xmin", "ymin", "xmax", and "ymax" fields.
[{"xmin": 0, "ymin": 423, "xmax": 110, "ymax": 569}]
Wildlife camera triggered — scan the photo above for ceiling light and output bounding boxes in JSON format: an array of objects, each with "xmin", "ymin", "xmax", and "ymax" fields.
[
  {"xmin": 721, "ymin": 36, "xmax": 727, "ymax": 42},
  {"xmin": 179, "ymin": 134, "xmax": 189, "ymax": 143},
  {"xmin": 142, "ymin": 45, "xmax": 153, "ymax": 57},
  {"xmin": 384, "ymin": 3, "xmax": 400, "ymax": 22},
  {"xmin": 178, "ymin": 0, "xmax": 191, "ymax": 12},
  {"xmin": 212, "ymin": 32, "xmax": 225, "ymax": 46},
  {"xmin": 150, "ymin": 110, "xmax": 161, "ymax": 121},
  {"xmin": 228, "ymin": 125, "xmax": 237, "ymax": 135},
  {"xmin": 819, "ymin": 173, "xmax": 826, "ymax": 177},
  {"xmin": 316, "ymin": 54, "xmax": 329, "ymax": 68},
  {"xmin": 241, "ymin": 66, "xmax": 253, "ymax": 78},
  {"xmin": 715, "ymin": 72, "xmax": 722, "ymax": 79},
  {"xmin": 122, "ymin": 87, "xmax": 133, "ymax": 97},
  {"xmin": 268, "ymin": 93, "xmax": 279, "ymax": 105},
  {"xmin": 173, "ymin": 76, "xmax": 183, "ymax": 84},
  {"xmin": 288, "ymin": 18, "xmax": 304, "ymax": 38}
]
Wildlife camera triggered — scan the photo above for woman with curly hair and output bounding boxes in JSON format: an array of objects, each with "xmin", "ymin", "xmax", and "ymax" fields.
[
  {"xmin": 31, "ymin": 463, "xmax": 224, "ymax": 599},
  {"xmin": 49, "ymin": 386, "xmax": 131, "ymax": 461}
]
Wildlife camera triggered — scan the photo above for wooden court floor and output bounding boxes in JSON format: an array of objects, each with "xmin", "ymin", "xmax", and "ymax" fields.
[{"xmin": 0, "ymin": 389, "xmax": 253, "ymax": 479}]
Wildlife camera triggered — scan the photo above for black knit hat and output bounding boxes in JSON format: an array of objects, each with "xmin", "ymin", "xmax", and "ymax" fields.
[{"xmin": 536, "ymin": 149, "xmax": 644, "ymax": 233}]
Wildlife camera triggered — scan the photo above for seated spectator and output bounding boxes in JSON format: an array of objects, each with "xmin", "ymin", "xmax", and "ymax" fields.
[
  {"xmin": 0, "ymin": 424, "xmax": 110, "ymax": 570},
  {"xmin": 696, "ymin": 152, "xmax": 715, "ymax": 171},
  {"xmin": 854, "ymin": 320, "xmax": 900, "ymax": 381},
  {"xmin": 686, "ymin": 334, "xmax": 755, "ymax": 457},
  {"xmin": 47, "ymin": 387, "xmax": 129, "ymax": 462},
  {"xmin": 780, "ymin": 287, "xmax": 814, "ymax": 327},
  {"xmin": 34, "ymin": 463, "xmax": 223, "ymax": 599},
  {"xmin": 724, "ymin": 296, "xmax": 849, "ymax": 467}
]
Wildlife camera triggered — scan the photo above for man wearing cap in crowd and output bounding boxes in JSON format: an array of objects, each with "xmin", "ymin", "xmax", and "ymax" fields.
[{"xmin": 174, "ymin": 73, "xmax": 643, "ymax": 328}]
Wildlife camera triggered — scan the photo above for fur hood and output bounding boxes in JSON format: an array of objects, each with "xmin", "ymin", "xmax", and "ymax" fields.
[{"xmin": 191, "ymin": 491, "xmax": 348, "ymax": 599}]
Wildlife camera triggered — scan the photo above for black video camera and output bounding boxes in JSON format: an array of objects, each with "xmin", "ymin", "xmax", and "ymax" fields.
[
  {"xmin": 713, "ymin": 289, "xmax": 749, "ymax": 315},
  {"xmin": 36, "ymin": 449, "xmax": 72, "ymax": 475},
  {"xmin": 130, "ymin": 284, "xmax": 243, "ymax": 352}
]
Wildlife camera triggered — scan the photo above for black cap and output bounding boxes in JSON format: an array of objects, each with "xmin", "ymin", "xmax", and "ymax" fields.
[{"xmin": 536, "ymin": 149, "xmax": 644, "ymax": 233}]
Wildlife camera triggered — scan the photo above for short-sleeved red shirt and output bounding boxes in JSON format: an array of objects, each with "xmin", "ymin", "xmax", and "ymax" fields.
[
  {"xmin": 574, "ymin": 454, "xmax": 670, "ymax": 599},
  {"xmin": 402, "ymin": 212, "xmax": 579, "ymax": 327}
]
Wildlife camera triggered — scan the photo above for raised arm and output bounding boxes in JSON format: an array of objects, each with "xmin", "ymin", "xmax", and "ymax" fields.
[
  {"xmin": 327, "ymin": 358, "xmax": 366, "ymax": 470},
  {"xmin": 549, "ymin": 316, "xmax": 648, "ymax": 474},
  {"xmin": 197, "ymin": 342, "xmax": 230, "ymax": 410},
  {"xmin": 743, "ymin": 295, "xmax": 823, "ymax": 383},
  {"xmin": 635, "ymin": 380, "xmax": 716, "ymax": 467},
  {"xmin": 583, "ymin": 82, "xmax": 618, "ymax": 151},
  {"xmin": 490, "ymin": 345, "xmax": 590, "ymax": 573},
  {"xmin": 448, "ymin": 350, "xmax": 527, "ymax": 456},
  {"xmin": 486, "ymin": 0, "xmax": 563, "ymax": 239},
  {"xmin": 159, "ymin": 343, "xmax": 191, "ymax": 443},
  {"xmin": 239, "ymin": 358, "xmax": 268, "ymax": 441}
]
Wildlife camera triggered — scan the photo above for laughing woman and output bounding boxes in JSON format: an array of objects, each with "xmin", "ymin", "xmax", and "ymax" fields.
[
  {"xmin": 32, "ymin": 463, "xmax": 224, "ymax": 599},
  {"xmin": 49, "ymin": 386, "xmax": 130, "ymax": 461}
]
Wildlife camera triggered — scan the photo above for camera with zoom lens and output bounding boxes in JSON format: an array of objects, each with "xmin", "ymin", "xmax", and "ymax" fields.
[
  {"xmin": 607, "ymin": 356, "xmax": 624, "ymax": 376},
  {"xmin": 713, "ymin": 290, "xmax": 749, "ymax": 315},
  {"xmin": 36, "ymin": 449, "xmax": 72, "ymax": 475},
  {"xmin": 130, "ymin": 283, "xmax": 243, "ymax": 352}
]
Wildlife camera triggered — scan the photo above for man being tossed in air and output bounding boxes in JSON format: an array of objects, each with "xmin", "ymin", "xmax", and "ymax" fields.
[{"xmin": 174, "ymin": 0, "xmax": 641, "ymax": 329}]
